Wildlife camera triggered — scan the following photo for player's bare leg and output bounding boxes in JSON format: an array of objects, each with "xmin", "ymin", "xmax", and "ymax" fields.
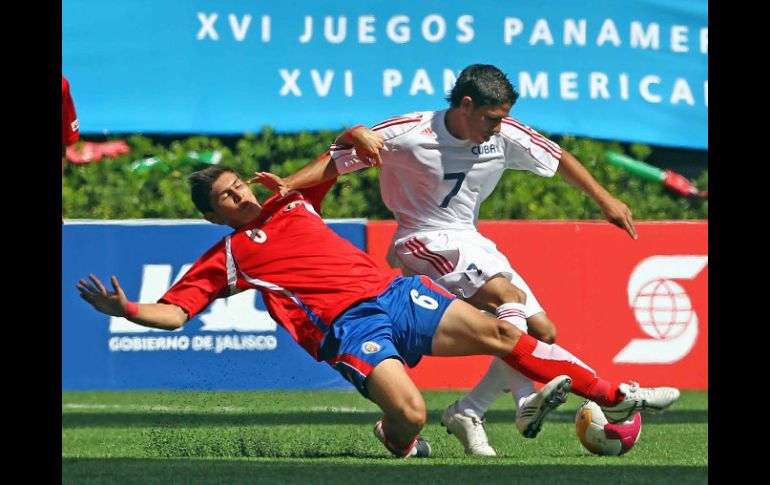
[{"xmin": 367, "ymin": 358, "xmax": 432, "ymax": 458}]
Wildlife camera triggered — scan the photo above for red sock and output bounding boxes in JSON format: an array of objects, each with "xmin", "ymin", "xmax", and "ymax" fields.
[
  {"xmin": 502, "ymin": 333, "xmax": 623, "ymax": 407},
  {"xmin": 385, "ymin": 435, "xmax": 418, "ymax": 457},
  {"xmin": 377, "ymin": 421, "xmax": 418, "ymax": 457}
]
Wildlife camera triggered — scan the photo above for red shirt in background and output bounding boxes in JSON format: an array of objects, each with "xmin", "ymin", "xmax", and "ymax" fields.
[{"xmin": 62, "ymin": 75, "xmax": 79, "ymax": 146}]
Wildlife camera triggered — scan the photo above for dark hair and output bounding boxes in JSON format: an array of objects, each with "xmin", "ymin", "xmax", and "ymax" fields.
[
  {"xmin": 188, "ymin": 166, "xmax": 237, "ymax": 214},
  {"xmin": 446, "ymin": 64, "xmax": 519, "ymax": 108}
]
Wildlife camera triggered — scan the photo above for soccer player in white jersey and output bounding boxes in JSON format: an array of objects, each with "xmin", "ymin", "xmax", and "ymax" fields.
[{"xmin": 255, "ymin": 64, "xmax": 638, "ymax": 456}]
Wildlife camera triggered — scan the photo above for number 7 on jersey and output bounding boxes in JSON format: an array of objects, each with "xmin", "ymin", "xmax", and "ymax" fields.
[{"xmin": 440, "ymin": 172, "xmax": 466, "ymax": 208}]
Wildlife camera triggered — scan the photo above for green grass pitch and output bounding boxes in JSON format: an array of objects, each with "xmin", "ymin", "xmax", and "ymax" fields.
[{"xmin": 62, "ymin": 389, "xmax": 707, "ymax": 484}]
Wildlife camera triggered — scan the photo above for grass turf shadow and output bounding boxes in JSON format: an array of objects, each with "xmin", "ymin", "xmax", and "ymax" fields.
[
  {"xmin": 62, "ymin": 408, "xmax": 707, "ymax": 429},
  {"xmin": 62, "ymin": 457, "xmax": 708, "ymax": 485}
]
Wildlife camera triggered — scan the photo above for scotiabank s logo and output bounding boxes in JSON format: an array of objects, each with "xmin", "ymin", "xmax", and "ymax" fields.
[
  {"xmin": 109, "ymin": 264, "xmax": 277, "ymax": 333},
  {"xmin": 613, "ymin": 255, "xmax": 708, "ymax": 364}
]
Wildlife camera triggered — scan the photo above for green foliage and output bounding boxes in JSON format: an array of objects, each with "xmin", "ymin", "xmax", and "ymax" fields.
[{"xmin": 63, "ymin": 132, "xmax": 708, "ymax": 220}]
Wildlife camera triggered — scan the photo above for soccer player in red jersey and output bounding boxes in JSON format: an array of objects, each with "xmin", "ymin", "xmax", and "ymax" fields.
[
  {"xmin": 62, "ymin": 75, "xmax": 80, "ymax": 223},
  {"xmin": 62, "ymin": 75, "xmax": 79, "ymax": 174},
  {"xmin": 77, "ymin": 161, "xmax": 679, "ymax": 458}
]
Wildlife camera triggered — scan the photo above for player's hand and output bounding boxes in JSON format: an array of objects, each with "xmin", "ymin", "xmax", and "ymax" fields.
[
  {"xmin": 599, "ymin": 196, "xmax": 638, "ymax": 240},
  {"xmin": 351, "ymin": 127, "xmax": 384, "ymax": 167},
  {"xmin": 248, "ymin": 172, "xmax": 290, "ymax": 197},
  {"xmin": 77, "ymin": 274, "xmax": 129, "ymax": 317}
]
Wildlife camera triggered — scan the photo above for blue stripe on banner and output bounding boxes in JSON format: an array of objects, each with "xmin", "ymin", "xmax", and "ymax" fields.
[{"xmin": 63, "ymin": 0, "xmax": 707, "ymax": 149}]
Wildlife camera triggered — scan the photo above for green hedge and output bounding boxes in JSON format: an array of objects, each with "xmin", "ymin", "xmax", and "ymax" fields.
[{"xmin": 62, "ymin": 130, "xmax": 707, "ymax": 220}]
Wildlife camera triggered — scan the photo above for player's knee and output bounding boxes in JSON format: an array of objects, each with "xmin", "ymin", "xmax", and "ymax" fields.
[
  {"xmin": 493, "ymin": 320, "xmax": 523, "ymax": 351},
  {"xmin": 528, "ymin": 320, "xmax": 557, "ymax": 344},
  {"xmin": 536, "ymin": 327, "xmax": 557, "ymax": 344},
  {"xmin": 501, "ymin": 285, "xmax": 527, "ymax": 305}
]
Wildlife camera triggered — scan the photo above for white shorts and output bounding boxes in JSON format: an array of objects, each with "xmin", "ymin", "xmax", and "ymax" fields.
[{"xmin": 388, "ymin": 229, "xmax": 544, "ymax": 318}]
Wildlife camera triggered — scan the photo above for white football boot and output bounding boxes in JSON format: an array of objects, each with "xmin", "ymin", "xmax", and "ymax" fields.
[
  {"xmin": 601, "ymin": 381, "xmax": 680, "ymax": 423},
  {"xmin": 515, "ymin": 375, "xmax": 573, "ymax": 438},
  {"xmin": 440, "ymin": 401, "xmax": 496, "ymax": 456}
]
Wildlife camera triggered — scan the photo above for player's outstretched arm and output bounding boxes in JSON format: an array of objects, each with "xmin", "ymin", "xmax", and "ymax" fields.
[
  {"xmin": 249, "ymin": 150, "xmax": 339, "ymax": 194},
  {"xmin": 77, "ymin": 274, "xmax": 188, "ymax": 330},
  {"xmin": 556, "ymin": 150, "xmax": 638, "ymax": 240},
  {"xmin": 336, "ymin": 126, "xmax": 384, "ymax": 167},
  {"xmin": 249, "ymin": 126, "xmax": 382, "ymax": 193}
]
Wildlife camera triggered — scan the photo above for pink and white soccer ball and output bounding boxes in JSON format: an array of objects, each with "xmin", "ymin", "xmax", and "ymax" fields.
[{"xmin": 575, "ymin": 400, "xmax": 642, "ymax": 456}]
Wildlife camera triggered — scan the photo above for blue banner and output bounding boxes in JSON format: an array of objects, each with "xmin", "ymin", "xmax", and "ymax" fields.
[
  {"xmin": 63, "ymin": 1, "xmax": 707, "ymax": 149},
  {"xmin": 62, "ymin": 220, "xmax": 366, "ymax": 390}
]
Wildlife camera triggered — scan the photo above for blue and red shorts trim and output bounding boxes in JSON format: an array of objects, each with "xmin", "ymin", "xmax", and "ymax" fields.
[{"xmin": 324, "ymin": 275, "xmax": 455, "ymax": 399}]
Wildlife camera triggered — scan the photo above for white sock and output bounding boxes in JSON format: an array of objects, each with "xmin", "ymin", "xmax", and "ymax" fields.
[
  {"xmin": 457, "ymin": 357, "xmax": 510, "ymax": 418},
  {"xmin": 496, "ymin": 302, "xmax": 528, "ymax": 332},
  {"xmin": 510, "ymin": 369, "xmax": 536, "ymax": 408},
  {"xmin": 464, "ymin": 358, "xmax": 534, "ymax": 410}
]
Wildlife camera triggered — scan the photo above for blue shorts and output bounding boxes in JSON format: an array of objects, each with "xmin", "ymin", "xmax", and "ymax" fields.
[{"xmin": 321, "ymin": 275, "xmax": 455, "ymax": 399}]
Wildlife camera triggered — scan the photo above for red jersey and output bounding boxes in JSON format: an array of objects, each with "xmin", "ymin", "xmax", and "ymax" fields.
[
  {"xmin": 159, "ymin": 181, "xmax": 396, "ymax": 360},
  {"xmin": 62, "ymin": 76, "xmax": 79, "ymax": 146}
]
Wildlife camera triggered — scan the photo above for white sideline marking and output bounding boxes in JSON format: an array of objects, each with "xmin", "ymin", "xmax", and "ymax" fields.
[
  {"xmin": 62, "ymin": 403, "xmax": 252, "ymax": 413},
  {"xmin": 62, "ymin": 403, "xmax": 375, "ymax": 413},
  {"xmin": 309, "ymin": 406, "xmax": 372, "ymax": 413},
  {"xmin": 549, "ymin": 413, "xmax": 575, "ymax": 422}
]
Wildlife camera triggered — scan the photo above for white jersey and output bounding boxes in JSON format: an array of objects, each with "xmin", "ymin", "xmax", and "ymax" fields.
[{"xmin": 331, "ymin": 109, "xmax": 562, "ymax": 240}]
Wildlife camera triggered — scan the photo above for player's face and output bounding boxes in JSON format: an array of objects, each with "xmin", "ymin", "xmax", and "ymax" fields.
[
  {"xmin": 467, "ymin": 102, "xmax": 511, "ymax": 144},
  {"xmin": 207, "ymin": 173, "xmax": 261, "ymax": 228}
]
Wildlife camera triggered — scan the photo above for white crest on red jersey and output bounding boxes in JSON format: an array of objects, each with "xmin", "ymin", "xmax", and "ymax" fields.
[
  {"xmin": 284, "ymin": 201, "xmax": 302, "ymax": 211},
  {"xmin": 246, "ymin": 229, "xmax": 267, "ymax": 243}
]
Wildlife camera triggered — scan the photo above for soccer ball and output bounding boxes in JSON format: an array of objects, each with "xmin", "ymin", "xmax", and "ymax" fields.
[{"xmin": 575, "ymin": 400, "xmax": 642, "ymax": 456}]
